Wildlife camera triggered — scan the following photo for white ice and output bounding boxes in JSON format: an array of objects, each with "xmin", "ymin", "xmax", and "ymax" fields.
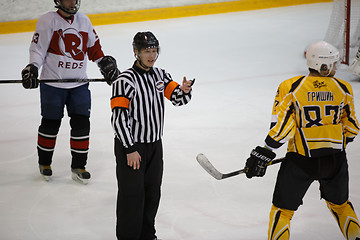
[{"xmin": 0, "ymin": 3, "xmax": 359, "ymax": 240}]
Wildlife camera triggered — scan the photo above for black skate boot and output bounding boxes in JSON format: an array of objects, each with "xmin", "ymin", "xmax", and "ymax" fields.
[{"xmin": 71, "ymin": 168, "xmax": 91, "ymax": 184}]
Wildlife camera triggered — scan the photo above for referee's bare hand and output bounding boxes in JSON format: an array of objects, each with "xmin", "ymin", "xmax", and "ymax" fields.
[
  {"xmin": 127, "ymin": 151, "xmax": 141, "ymax": 170},
  {"xmin": 180, "ymin": 76, "xmax": 194, "ymax": 93}
]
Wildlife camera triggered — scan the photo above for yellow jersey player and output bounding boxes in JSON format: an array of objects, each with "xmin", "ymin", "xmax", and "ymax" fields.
[{"xmin": 245, "ymin": 41, "xmax": 360, "ymax": 240}]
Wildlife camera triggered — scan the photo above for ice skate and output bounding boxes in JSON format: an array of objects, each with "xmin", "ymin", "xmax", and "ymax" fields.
[
  {"xmin": 71, "ymin": 168, "xmax": 91, "ymax": 184},
  {"xmin": 39, "ymin": 165, "xmax": 52, "ymax": 181}
]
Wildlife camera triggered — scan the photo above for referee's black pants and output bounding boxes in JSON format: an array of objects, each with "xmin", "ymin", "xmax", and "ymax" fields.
[{"xmin": 115, "ymin": 137, "xmax": 163, "ymax": 240}]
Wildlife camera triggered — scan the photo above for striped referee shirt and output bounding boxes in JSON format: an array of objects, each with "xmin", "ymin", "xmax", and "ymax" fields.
[{"xmin": 111, "ymin": 62, "xmax": 192, "ymax": 153}]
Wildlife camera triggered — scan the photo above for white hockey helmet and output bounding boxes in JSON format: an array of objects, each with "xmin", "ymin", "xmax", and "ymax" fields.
[{"xmin": 306, "ymin": 41, "xmax": 340, "ymax": 76}]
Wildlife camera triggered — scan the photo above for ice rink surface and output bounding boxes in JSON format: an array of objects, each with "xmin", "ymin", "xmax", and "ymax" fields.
[{"xmin": 0, "ymin": 2, "xmax": 359, "ymax": 240}]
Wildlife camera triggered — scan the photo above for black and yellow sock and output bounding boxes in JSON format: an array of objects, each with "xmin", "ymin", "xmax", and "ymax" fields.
[
  {"xmin": 268, "ymin": 205, "xmax": 294, "ymax": 240},
  {"xmin": 327, "ymin": 200, "xmax": 360, "ymax": 240}
]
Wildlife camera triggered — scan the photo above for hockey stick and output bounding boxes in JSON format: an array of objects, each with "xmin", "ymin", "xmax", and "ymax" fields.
[
  {"xmin": 0, "ymin": 78, "xmax": 106, "ymax": 84},
  {"xmin": 196, "ymin": 153, "xmax": 283, "ymax": 180}
]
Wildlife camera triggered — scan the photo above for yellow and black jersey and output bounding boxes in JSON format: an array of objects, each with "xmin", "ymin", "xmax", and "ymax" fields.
[{"xmin": 265, "ymin": 75, "xmax": 359, "ymax": 157}]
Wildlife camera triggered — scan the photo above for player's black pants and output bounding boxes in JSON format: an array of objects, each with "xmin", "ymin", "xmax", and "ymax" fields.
[
  {"xmin": 272, "ymin": 151, "xmax": 349, "ymax": 211},
  {"xmin": 115, "ymin": 137, "xmax": 163, "ymax": 240}
]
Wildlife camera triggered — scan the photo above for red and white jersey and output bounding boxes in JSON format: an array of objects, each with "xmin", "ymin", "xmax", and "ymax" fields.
[{"xmin": 29, "ymin": 10, "xmax": 104, "ymax": 89}]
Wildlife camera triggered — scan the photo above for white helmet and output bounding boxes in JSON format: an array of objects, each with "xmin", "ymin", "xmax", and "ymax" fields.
[{"xmin": 306, "ymin": 41, "xmax": 340, "ymax": 76}]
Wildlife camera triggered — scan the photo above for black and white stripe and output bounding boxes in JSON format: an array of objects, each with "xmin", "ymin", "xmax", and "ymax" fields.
[{"xmin": 111, "ymin": 64, "xmax": 192, "ymax": 149}]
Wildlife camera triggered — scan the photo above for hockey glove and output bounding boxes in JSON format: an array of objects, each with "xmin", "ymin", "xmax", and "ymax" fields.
[
  {"xmin": 21, "ymin": 64, "xmax": 39, "ymax": 89},
  {"xmin": 98, "ymin": 56, "xmax": 121, "ymax": 85},
  {"xmin": 245, "ymin": 146, "xmax": 276, "ymax": 179}
]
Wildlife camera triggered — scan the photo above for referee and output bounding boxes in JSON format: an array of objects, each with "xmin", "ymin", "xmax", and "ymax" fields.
[{"xmin": 111, "ymin": 31, "xmax": 194, "ymax": 240}]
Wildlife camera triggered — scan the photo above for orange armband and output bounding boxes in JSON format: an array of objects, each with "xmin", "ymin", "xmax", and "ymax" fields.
[
  {"xmin": 111, "ymin": 96, "xmax": 130, "ymax": 110},
  {"xmin": 164, "ymin": 81, "xmax": 179, "ymax": 100}
]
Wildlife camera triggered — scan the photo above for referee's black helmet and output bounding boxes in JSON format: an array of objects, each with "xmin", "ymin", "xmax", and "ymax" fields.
[{"xmin": 133, "ymin": 32, "xmax": 160, "ymax": 52}]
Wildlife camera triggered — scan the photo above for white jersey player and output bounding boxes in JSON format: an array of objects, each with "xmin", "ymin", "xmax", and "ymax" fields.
[{"xmin": 21, "ymin": 0, "xmax": 120, "ymax": 184}]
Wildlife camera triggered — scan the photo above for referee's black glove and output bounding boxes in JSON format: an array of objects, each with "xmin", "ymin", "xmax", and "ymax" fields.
[{"xmin": 245, "ymin": 146, "xmax": 276, "ymax": 179}]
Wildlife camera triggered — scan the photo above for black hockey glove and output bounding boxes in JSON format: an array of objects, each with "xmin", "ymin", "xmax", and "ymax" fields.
[
  {"xmin": 245, "ymin": 146, "xmax": 276, "ymax": 179},
  {"xmin": 98, "ymin": 56, "xmax": 121, "ymax": 85},
  {"xmin": 21, "ymin": 64, "xmax": 39, "ymax": 89}
]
